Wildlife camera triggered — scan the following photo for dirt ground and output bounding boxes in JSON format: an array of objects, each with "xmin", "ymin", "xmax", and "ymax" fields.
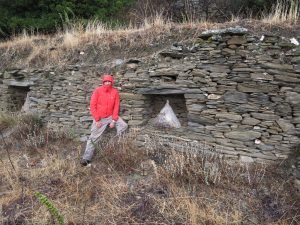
[{"xmin": 0, "ymin": 124, "xmax": 299, "ymax": 224}]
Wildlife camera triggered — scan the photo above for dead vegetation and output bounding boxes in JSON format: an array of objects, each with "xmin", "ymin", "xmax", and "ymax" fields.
[
  {"xmin": 0, "ymin": 3, "xmax": 299, "ymax": 71},
  {"xmin": 262, "ymin": 0, "xmax": 299, "ymax": 26},
  {"xmin": 0, "ymin": 113, "xmax": 299, "ymax": 224},
  {"xmin": 0, "ymin": 16, "xmax": 212, "ymax": 70}
]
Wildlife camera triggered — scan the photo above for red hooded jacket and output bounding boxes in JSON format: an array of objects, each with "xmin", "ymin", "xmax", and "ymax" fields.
[{"xmin": 90, "ymin": 75, "xmax": 120, "ymax": 122}]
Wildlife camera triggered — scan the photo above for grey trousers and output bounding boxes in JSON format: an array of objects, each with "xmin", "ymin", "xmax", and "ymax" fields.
[{"xmin": 82, "ymin": 116, "xmax": 128, "ymax": 161}]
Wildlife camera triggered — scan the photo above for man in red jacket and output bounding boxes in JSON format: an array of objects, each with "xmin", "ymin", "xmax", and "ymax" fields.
[{"xmin": 81, "ymin": 74, "xmax": 128, "ymax": 166}]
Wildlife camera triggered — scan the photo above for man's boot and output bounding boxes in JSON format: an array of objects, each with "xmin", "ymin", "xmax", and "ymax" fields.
[{"xmin": 80, "ymin": 159, "xmax": 91, "ymax": 166}]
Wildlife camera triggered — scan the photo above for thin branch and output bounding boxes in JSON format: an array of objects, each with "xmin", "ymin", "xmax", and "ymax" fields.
[{"xmin": 0, "ymin": 130, "xmax": 17, "ymax": 172}]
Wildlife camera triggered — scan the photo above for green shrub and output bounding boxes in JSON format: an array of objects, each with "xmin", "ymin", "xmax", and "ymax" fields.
[
  {"xmin": 35, "ymin": 191, "xmax": 65, "ymax": 225},
  {"xmin": 0, "ymin": 0, "xmax": 134, "ymax": 38}
]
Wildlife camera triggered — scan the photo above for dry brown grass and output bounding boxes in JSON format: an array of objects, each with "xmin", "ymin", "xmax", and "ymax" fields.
[
  {"xmin": 152, "ymin": 177, "xmax": 245, "ymax": 224},
  {"xmin": 0, "ymin": 112, "xmax": 17, "ymax": 131},
  {"xmin": 263, "ymin": 0, "xmax": 300, "ymax": 26},
  {"xmin": 0, "ymin": 113, "xmax": 299, "ymax": 224},
  {"xmin": 0, "ymin": 12, "xmax": 299, "ymax": 70},
  {"xmin": 0, "ymin": 15, "xmax": 207, "ymax": 70}
]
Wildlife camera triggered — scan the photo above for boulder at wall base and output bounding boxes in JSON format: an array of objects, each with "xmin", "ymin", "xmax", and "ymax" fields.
[{"xmin": 224, "ymin": 131, "xmax": 261, "ymax": 141}]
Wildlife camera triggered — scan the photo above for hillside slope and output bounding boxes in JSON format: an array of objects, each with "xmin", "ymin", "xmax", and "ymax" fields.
[
  {"xmin": 0, "ymin": 20, "xmax": 299, "ymax": 71},
  {"xmin": 0, "ymin": 113, "xmax": 299, "ymax": 224}
]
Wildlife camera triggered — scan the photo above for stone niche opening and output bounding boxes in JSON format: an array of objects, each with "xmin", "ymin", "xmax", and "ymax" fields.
[
  {"xmin": 7, "ymin": 85, "xmax": 30, "ymax": 111},
  {"xmin": 145, "ymin": 94, "xmax": 188, "ymax": 129}
]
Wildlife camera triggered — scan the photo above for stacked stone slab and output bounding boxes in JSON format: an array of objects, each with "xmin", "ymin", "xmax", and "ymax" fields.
[
  {"xmin": 0, "ymin": 27, "xmax": 299, "ymax": 162},
  {"xmin": 117, "ymin": 27, "xmax": 300, "ymax": 161},
  {"xmin": 0, "ymin": 66, "xmax": 101, "ymax": 135}
]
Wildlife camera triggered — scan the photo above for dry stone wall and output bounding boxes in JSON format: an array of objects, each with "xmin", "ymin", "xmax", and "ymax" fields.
[
  {"xmin": 0, "ymin": 28, "xmax": 300, "ymax": 164},
  {"xmin": 0, "ymin": 66, "xmax": 101, "ymax": 135},
  {"xmin": 117, "ymin": 28, "xmax": 300, "ymax": 162}
]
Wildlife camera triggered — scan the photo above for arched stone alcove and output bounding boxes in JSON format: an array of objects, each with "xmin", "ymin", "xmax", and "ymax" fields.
[
  {"xmin": 6, "ymin": 82, "xmax": 31, "ymax": 112},
  {"xmin": 143, "ymin": 94, "xmax": 188, "ymax": 128}
]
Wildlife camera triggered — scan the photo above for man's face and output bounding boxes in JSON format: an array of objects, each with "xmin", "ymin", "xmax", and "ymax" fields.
[{"xmin": 103, "ymin": 81, "xmax": 112, "ymax": 86}]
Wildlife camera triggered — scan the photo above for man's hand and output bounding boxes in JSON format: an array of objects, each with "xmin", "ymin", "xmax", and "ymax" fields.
[
  {"xmin": 109, "ymin": 120, "xmax": 116, "ymax": 128},
  {"xmin": 96, "ymin": 121, "xmax": 102, "ymax": 128}
]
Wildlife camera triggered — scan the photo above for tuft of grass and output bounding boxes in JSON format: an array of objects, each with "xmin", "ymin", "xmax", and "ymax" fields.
[
  {"xmin": 154, "ymin": 182, "xmax": 244, "ymax": 224},
  {"xmin": 3, "ymin": 113, "xmax": 75, "ymax": 151},
  {"xmin": 10, "ymin": 113, "xmax": 44, "ymax": 149},
  {"xmin": 0, "ymin": 112, "xmax": 17, "ymax": 131},
  {"xmin": 95, "ymin": 130, "xmax": 148, "ymax": 173},
  {"xmin": 142, "ymin": 132, "xmax": 268, "ymax": 188},
  {"xmin": 263, "ymin": 0, "xmax": 299, "ymax": 25}
]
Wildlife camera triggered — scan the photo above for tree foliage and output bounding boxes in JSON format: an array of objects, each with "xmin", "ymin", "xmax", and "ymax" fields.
[{"xmin": 0, "ymin": 0, "xmax": 134, "ymax": 38}]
